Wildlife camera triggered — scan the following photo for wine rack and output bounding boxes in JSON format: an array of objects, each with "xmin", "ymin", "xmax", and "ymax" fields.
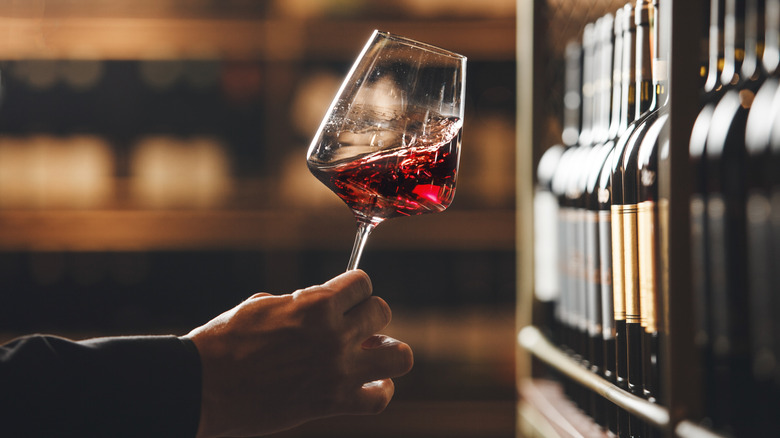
[{"xmin": 514, "ymin": 0, "xmax": 750, "ymax": 436}]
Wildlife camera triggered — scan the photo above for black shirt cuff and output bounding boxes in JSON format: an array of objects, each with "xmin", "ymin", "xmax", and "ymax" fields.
[{"xmin": 0, "ymin": 334, "xmax": 202, "ymax": 438}]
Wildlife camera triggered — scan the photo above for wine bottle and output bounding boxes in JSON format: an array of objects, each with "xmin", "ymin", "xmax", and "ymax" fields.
[
  {"xmin": 763, "ymin": 0, "xmax": 780, "ymax": 427},
  {"xmin": 590, "ymin": 9, "xmax": 625, "ymax": 435},
  {"xmin": 571, "ymin": 23, "xmax": 598, "ymax": 366},
  {"xmin": 551, "ymin": 36, "xmax": 591, "ymax": 408},
  {"xmin": 618, "ymin": 0, "xmax": 658, "ymax": 405},
  {"xmin": 552, "ymin": 146, "xmax": 577, "ymax": 355},
  {"xmin": 611, "ymin": 1, "xmax": 636, "ymax": 392},
  {"xmin": 612, "ymin": 2, "xmax": 657, "ymax": 436},
  {"xmin": 635, "ymin": 49, "xmax": 669, "ymax": 411},
  {"xmin": 597, "ymin": 148, "xmax": 618, "ymax": 436},
  {"xmin": 555, "ymin": 144, "xmax": 589, "ymax": 408},
  {"xmin": 610, "ymin": 6, "xmax": 638, "ymax": 437},
  {"xmin": 623, "ymin": 0, "xmax": 660, "ymax": 402},
  {"xmin": 534, "ymin": 143, "xmax": 564, "ymax": 343},
  {"xmin": 623, "ymin": 1, "xmax": 668, "ymax": 414},
  {"xmin": 582, "ymin": 14, "xmax": 617, "ymax": 426},
  {"xmin": 636, "ymin": 110, "xmax": 667, "ymax": 399},
  {"xmin": 550, "ymin": 41, "xmax": 584, "ymax": 353},
  {"xmin": 534, "ymin": 42, "xmax": 580, "ymax": 343},
  {"xmin": 768, "ymin": 74, "xmax": 780, "ymax": 434},
  {"xmin": 701, "ymin": 0, "xmax": 754, "ymax": 434},
  {"xmin": 548, "ymin": 144, "xmax": 582, "ymax": 411},
  {"xmin": 762, "ymin": 0, "xmax": 780, "ymax": 425},
  {"xmin": 565, "ymin": 22, "xmax": 605, "ymax": 413},
  {"xmin": 742, "ymin": 0, "xmax": 780, "ymax": 432},
  {"xmin": 744, "ymin": 0, "xmax": 779, "ymax": 431},
  {"xmin": 688, "ymin": 0, "xmax": 724, "ymax": 425},
  {"xmin": 584, "ymin": 14, "xmax": 609, "ymax": 371}
]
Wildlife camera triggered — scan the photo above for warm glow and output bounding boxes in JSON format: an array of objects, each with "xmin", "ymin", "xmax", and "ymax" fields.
[
  {"xmin": 130, "ymin": 135, "xmax": 233, "ymax": 208},
  {"xmin": 0, "ymin": 135, "xmax": 114, "ymax": 209}
]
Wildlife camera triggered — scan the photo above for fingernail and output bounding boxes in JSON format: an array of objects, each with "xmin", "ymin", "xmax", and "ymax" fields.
[
  {"xmin": 362, "ymin": 334, "xmax": 399, "ymax": 349},
  {"xmin": 362, "ymin": 380, "xmax": 383, "ymax": 389}
]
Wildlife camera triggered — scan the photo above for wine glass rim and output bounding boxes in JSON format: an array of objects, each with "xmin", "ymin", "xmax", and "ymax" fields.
[{"xmin": 374, "ymin": 30, "xmax": 466, "ymax": 60}]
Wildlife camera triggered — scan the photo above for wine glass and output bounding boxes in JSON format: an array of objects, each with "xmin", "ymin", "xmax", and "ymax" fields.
[{"xmin": 306, "ymin": 30, "xmax": 466, "ymax": 271}]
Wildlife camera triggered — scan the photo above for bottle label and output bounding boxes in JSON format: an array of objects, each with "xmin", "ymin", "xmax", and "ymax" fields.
[
  {"xmin": 747, "ymin": 191, "xmax": 774, "ymax": 376},
  {"xmin": 599, "ymin": 210, "xmax": 615, "ymax": 340},
  {"xmin": 770, "ymin": 191, "xmax": 780, "ymax": 370},
  {"xmin": 707, "ymin": 195, "xmax": 730, "ymax": 356},
  {"xmin": 534, "ymin": 190, "xmax": 559, "ymax": 302},
  {"xmin": 638, "ymin": 200, "xmax": 658, "ymax": 334},
  {"xmin": 621, "ymin": 204, "xmax": 641, "ymax": 324},
  {"xmin": 557, "ymin": 207, "xmax": 572, "ymax": 329},
  {"xmin": 690, "ymin": 195, "xmax": 710, "ymax": 346},
  {"xmin": 573, "ymin": 208, "xmax": 587, "ymax": 333},
  {"xmin": 611, "ymin": 205, "xmax": 626, "ymax": 320},
  {"xmin": 660, "ymin": 198, "xmax": 670, "ymax": 335},
  {"xmin": 653, "ymin": 59, "xmax": 668, "ymax": 82},
  {"xmin": 585, "ymin": 210, "xmax": 602, "ymax": 337}
]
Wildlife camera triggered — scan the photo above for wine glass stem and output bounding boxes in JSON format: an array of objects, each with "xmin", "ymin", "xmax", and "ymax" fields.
[{"xmin": 347, "ymin": 219, "xmax": 376, "ymax": 271}]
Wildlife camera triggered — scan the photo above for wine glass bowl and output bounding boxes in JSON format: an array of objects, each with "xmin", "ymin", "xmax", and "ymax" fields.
[{"xmin": 306, "ymin": 30, "xmax": 466, "ymax": 270}]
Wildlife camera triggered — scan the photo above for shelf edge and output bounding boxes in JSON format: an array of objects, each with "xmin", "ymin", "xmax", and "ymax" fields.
[
  {"xmin": 675, "ymin": 420, "xmax": 729, "ymax": 438},
  {"xmin": 517, "ymin": 325, "xmax": 670, "ymax": 428}
]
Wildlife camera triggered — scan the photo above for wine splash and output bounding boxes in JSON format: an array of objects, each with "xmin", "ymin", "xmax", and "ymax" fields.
[{"xmin": 309, "ymin": 115, "xmax": 461, "ymax": 223}]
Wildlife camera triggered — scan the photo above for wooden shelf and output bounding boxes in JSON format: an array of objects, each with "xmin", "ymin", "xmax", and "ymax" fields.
[
  {"xmin": 675, "ymin": 421, "xmax": 730, "ymax": 438},
  {"xmin": 518, "ymin": 379, "xmax": 609, "ymax": 438},
  {"xmin": 0, "ymin": 209, "xmax": 514, "ymax": 251},
  {"xmin": 517, "ymin": 325, "xmax": 669, "ymax": 429},
  {"xmin": 517, "ymin": 326, "xmax": 730, "ymax": 438},
  {"xmin": 0, "ymin": 16, "xmax": 514, "ymax": 61}
]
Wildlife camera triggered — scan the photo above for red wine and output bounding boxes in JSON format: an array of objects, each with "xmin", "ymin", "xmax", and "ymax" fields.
[{"xmin": 308, "ymin": 118, "xmax": 461, "ymax": 222}]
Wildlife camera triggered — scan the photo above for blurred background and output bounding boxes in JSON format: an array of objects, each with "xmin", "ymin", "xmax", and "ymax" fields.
[{"xmin": 0, "ymin": 1, "xmax": 516, "ymax": 436}]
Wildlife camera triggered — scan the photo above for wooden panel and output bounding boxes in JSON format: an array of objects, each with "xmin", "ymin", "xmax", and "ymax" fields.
[
  {"xmin": 0, "ymin": 17, "xmax": 514, "ymax": 61},
  {"xmin": 0, "ymin": 209, "xmax": 514, "ymax": 251}
]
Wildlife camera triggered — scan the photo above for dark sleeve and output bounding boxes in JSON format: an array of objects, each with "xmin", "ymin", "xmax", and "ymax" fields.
[{"xmin": 0, "ymin": 334, "xmax": 202, "ymax": 438}]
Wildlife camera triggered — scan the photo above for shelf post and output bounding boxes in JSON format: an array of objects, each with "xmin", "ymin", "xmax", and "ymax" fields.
[{"xmin": 662, "ymin": 0, "xmax": 704, "ymax": 431}]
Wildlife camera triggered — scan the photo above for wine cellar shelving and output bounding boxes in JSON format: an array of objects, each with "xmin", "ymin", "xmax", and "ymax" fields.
[{"xmin": 516, "ymin": 0, "xmax": 780, "ymax": 436}]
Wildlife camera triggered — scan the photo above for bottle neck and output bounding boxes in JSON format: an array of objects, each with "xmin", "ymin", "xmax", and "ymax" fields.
[
  {"xmin": 741, "ymin": 0, "xmax": 765, "ymax": 80},
  {"xmin": 635, "ymin": 0, "xmax": 656, "ymax": 117},
  {"xmin": 721, "ymin": 0, "xmax": 746, "ymax": 85},
  {"xmin": 608, "ymin": 9, "xmax": 625, "ymax": 140},
  {"xmin": 705, "ymin": 0, "xmax": 725, "ymax": 93},
  {"xmin": 765, "ymin": 0, "xmax": 780, "ymax": 74},
  {"xmin": 595, "ymin": 14, "xmax": 615, "ymax": 145},
  {"xmin": 699, "ymin": 0, "xmax": 712, "ymax": 88},
  {"xmin": 653, "ymin": 0, "xmax": 669, "ymax": 107},
  {"xmin": 579, "ymin": 23, "xmax": 595, "ymax": 146},
  {"xmin": 620, "ymin": 4, "xmax": 637, "ymax": 131},
  {"xmin": 562, "ymin": 42, "xmax": 582, "ymax": 147}
]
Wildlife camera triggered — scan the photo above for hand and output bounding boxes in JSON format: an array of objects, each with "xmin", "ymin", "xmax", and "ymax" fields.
[{"xmin": 185, "ymin": 270, "xmax": 413, "ymax": 438}]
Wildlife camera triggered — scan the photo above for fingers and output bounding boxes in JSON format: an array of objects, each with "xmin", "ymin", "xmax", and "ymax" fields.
[
  {"xmin": 353, "ymin": 335, "xmax": 414, "ymax": 383},
  {"xmin": 321, "ymin": 269, "xmax": 373, "ymax": 313},
  {"xmin": 345, "ymin": 379, "xmax": 395, "ymax": 415},
  {"xmin": 247, "ymin": 292, "xmax": 273, "ymax": 300},
  {"xmin": 344, "ymin": 296, "xmax": 392, "ymax": 340}
]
